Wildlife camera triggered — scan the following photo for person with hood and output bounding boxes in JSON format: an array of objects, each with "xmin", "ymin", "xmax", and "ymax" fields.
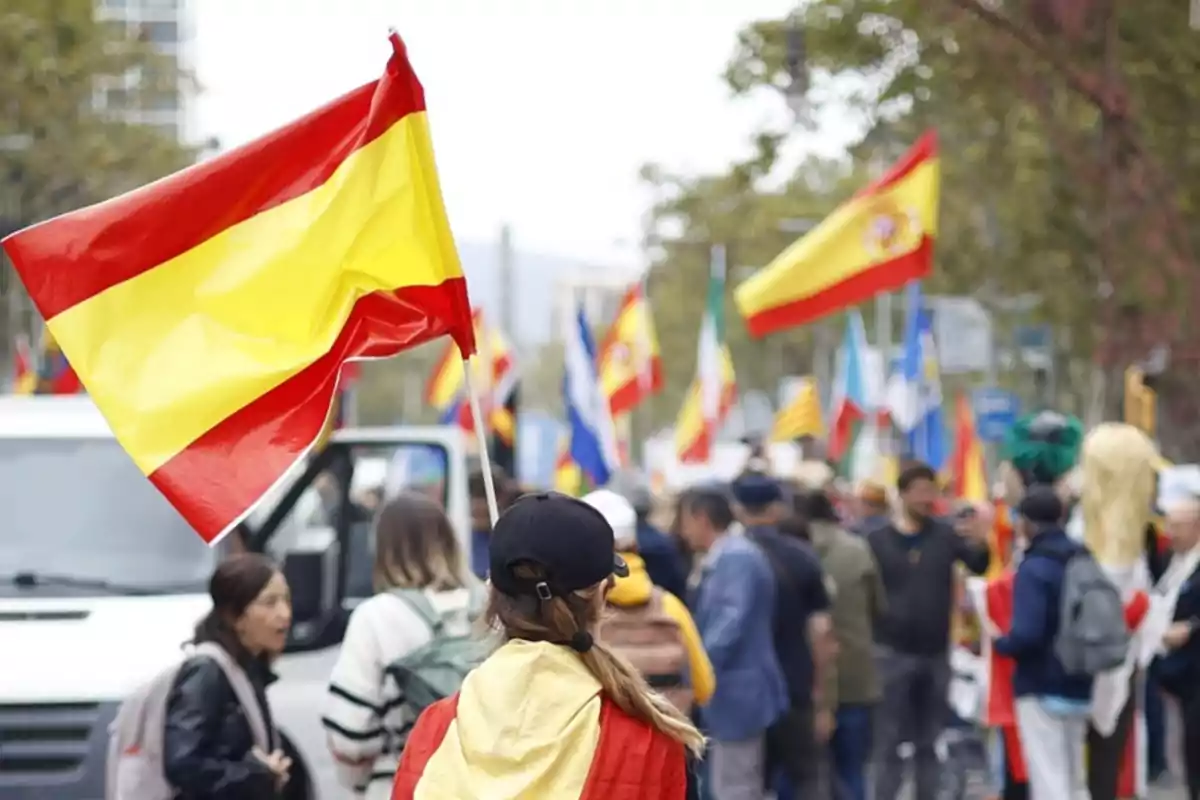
[
  {"xmin": 607, "ymin": 469, "xmax": 689, "ymax": 600},
  {"xmin": 391, "ymin": 492, "xmax": 705, "ymax": 799},
  {"xmin": 993, "ymin": 486, "xmax": 1093, "ymax": 799},
  {"xmin": 582, "ymin": 488, "xmax": 714, "ymax": 713}
]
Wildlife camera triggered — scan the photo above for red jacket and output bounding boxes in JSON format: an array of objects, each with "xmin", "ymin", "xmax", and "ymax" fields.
[{"xmin": 392, "ymin": 694, "xmax": 690, "ymax": 800}]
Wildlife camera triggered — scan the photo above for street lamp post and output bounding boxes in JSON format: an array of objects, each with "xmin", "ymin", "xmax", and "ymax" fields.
[{"xmin": 781, "ymin": 13, "xmax": 838, "ymax": 408}]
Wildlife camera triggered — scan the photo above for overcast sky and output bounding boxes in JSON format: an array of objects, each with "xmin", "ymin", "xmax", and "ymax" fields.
[{"xmin": 193, "ymin": 0, "xmax": 857, "ymax": 272}]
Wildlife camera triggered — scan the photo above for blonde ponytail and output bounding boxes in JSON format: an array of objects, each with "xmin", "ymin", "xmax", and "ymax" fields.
[
  {"xmin": 579, "ymin": 641, "xmax": 706, "ymax": 756},
  {"xmin": 487, "ymin": 565, "xmax": 706, "ymax": 757}
]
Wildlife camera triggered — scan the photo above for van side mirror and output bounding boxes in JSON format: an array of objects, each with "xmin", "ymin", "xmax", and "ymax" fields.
[{"xmin": 281, "ymin": 526, "xmax": 340, "ymax": 649}]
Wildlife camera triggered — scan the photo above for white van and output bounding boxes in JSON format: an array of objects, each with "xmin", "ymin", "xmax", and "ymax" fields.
[{"xmin": 0, "ymin": 395, "xmax": 471, "ymax": 799}]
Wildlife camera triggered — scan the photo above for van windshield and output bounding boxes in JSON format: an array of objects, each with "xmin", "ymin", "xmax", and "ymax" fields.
[{"xmin": 0, "ymin": 438, "xmax": 215, "ymax": 596}]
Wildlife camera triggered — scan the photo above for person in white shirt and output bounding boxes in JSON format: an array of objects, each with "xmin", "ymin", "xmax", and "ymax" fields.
[{"xmin": 321, "ymin": 492, "xmax": 479, "ymax": 799}]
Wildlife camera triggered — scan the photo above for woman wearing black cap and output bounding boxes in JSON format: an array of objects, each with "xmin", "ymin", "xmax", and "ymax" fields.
[{"xmin": 391, "ymin": 492, "xmax": 704, "ymax": 800}]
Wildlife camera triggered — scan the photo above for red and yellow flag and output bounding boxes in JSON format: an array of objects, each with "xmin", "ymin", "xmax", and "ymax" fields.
[
  {"xmin": 949, "ymin": 392, "xmax": 987, "ymax": 503},
  {"xmin": 597, "ymin": 284, "xmax": 662, "ymax": 416},
  {"xmin": 674, "ymin": 348, "xmax": 736, "ymax": 464},
  {"xmin": 554, "ymin": 436, "xmax": 583, "ymax": 495},
  {"xmin": 2, "ymin": 34, "xmax": 474, "ymax": 542},
  {"xmin": 11, "ymin": 335, "xmax": 35, "ymax": 395},
  {"xmin": 424, "ymin": 309, "xmax": 517, "ymax": 443},
  {"xmin": 735, "ymin": 131, "xmax": 940, "ymax": 336}
]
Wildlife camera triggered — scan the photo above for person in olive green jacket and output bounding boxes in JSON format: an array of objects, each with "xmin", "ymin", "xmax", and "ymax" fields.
[{"xmin": 783, "ymin": 485, "xmax": 886, "ymax": 800}]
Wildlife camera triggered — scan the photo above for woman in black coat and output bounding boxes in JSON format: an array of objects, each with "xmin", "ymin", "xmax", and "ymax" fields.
[{"xmin": 163, "ymin": 553, "xmax": 294, "ymax": 799}]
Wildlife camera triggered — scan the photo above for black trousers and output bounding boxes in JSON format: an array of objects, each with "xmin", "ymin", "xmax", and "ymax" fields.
[
  {"xmin": 765, "ymin": 705, "xmax": 826, "ymax": 797},
  {"xmin": 1185, "ymin": 692, "xmax": 1200, "ymax": 800},
  {"xmin": 1086, "ymin": 676, "xmax": 1136, "ymax": 800}
]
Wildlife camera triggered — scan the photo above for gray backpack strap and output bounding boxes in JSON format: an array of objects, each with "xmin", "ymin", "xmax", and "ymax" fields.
[
  {"xmin": 192, "ymin": 643, "xmax": 271, "ymax": 752},
  {"xmin": 393, "ymin": 589, "xmax": 442, "ymax": 634}
]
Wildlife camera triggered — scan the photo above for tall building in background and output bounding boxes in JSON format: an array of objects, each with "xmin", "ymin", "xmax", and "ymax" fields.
[{"xmin": 92, "ymin": 0, "xmax": 197, "ymax": 144}]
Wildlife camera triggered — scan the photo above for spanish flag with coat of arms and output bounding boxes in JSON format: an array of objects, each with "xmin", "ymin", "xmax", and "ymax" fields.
[
  {"xmin": 735, "ymin": 131, "xmax": 939, "ymax": 336},
  {"xmin": 2, "ymin": 33, "xmax": 475, "ymax": 542}
]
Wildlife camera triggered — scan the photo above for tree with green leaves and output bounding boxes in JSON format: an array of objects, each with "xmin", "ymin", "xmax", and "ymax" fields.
[
  {"xmin": 0, "ymin": 0, "xmax": 196, "ymax": 371},
  {"xmin": 647, "ymin": 0, "xmax": 1200, "ymax": 451}
]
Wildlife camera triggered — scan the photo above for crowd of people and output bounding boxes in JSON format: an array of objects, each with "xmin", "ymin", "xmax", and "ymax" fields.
[{"xmin": 120, "ymin": 416, "xmax": 1200, "ymax": 800}]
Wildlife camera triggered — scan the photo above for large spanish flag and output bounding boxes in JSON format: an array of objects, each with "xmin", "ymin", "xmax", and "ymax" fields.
[
  {"xmin": 735, "ymin": 131, "xmax": 939, "ymax": 336},
  {"xmin": 597, "ymin": 283, "xmax": 662, "ymax": 416},
  {"xmin": 2, "ymin": 34, "xmax": 474, "ymax": 543}
]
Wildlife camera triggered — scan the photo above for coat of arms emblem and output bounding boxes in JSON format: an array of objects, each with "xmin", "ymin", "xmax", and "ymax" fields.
[{"xmin": 863, "ymin": 198, "xmax": 921, "ymax": 259}]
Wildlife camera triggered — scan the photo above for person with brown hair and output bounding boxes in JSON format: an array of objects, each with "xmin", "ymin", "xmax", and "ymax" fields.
[
  {"xmin": 161, "ymin": 553, "xmax": 293, "ymax": 799},
  {"xmin": 322, "ymin": 492, "xmax": 479, "ymax": 800},
  {"xmin": 391, "ymin": 492, "xmax": 704, "ymax": 799}
]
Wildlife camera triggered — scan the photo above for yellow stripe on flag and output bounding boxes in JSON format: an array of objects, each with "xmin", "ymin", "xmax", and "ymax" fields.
[
  {"xmin": 735, "ymin": 132, "xmax": 939, "ymax": 336},
  {"xmin": 50, "ymin": 113, "xmax": 455, "ymax": 475},
  {"xmin": 770, "ymin": 377, "xmax": 823, "ymax": 441}
]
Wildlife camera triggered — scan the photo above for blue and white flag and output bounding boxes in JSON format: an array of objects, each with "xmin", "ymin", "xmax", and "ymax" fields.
[
  {"xmin": 563, "ymin": 303, "xmax": 621, "ymax": 486},
  {"xmin": 885, "ymin": 282, "xmax": 946, "ymax": 470}
]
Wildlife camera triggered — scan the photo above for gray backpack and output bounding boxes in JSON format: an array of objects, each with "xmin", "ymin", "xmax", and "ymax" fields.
[
  {"xmin": 384, "ymin": 588, "xmax": 490, "ymax": 715},
  {"xmin": 105, "ymin": 643, "xmax": 270, "ymax": 800},
  {"xmin": 1054, "ymin": 550, "xmax": 1130, "ymax": 675}
]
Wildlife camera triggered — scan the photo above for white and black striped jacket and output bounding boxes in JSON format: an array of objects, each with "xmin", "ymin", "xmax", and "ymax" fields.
[{"xmin": 322, "ymin": 587, "xmax": 474, "ymax": 799}]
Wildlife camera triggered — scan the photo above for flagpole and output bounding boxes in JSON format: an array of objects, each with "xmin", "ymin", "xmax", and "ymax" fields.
[
  {"xmin": 875, "ymin": 290, "xmax": 892, "ymax": 480},
  {"xmin": 462, "ymin": 356, "xmax": 501, "ymax": 527}
]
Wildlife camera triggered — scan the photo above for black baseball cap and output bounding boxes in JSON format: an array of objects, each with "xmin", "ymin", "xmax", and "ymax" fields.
[{"xmin": 489, "ymin": 492, "xmax": 629, "ymax": 600}]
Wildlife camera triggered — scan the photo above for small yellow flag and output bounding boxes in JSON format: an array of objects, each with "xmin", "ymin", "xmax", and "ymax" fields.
[{"xmin": 770, "ymin": 377, "xmax": 824, "ymax": 442}]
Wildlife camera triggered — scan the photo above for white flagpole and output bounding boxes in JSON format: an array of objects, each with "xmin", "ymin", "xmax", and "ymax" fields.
[{"xmin": 462, "ymin": 357, "xmax": 500, "ymax": 526}]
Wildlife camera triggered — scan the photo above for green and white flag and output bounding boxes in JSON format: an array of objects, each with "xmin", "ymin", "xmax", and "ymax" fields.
[{"xmin": 697, "ymin": 244, "xmax": 727, "ymax": 430}]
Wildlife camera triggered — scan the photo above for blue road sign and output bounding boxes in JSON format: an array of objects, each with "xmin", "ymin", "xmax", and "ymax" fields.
[{"xmin": 973, "ymin": 388, "xmax": 1020, "ymax": 442}]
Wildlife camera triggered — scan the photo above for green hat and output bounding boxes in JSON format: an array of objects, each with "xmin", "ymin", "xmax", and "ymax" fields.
[{"xmin": 1001, "ymin": 410, "xmax": 1083, "ymax": 487}]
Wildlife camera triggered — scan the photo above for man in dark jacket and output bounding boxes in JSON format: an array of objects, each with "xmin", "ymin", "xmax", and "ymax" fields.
[
  {"xmin": 608, "ymin": 470, "xmax": 689, "ymax": 600},
  {"xmin": 868, "ymin": 462, "xmax": 990, "ymax": 800},
  {"xmin": 994, "ymin": 486, "xmax": 1093, "ymax": 799},
  {"xmin": 732, "ymin": 471, "xmax": 834, "ymax": 800}
]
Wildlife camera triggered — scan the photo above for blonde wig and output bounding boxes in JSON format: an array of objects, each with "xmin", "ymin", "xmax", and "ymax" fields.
[{"xmin": 1080, "ymin": 422, "xmax": 1159, "ymax": 568}]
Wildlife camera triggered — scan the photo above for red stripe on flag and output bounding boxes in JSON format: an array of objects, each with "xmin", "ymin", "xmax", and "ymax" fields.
[
  {"xmin": 147, "ymin": 279, "xmax": 469, "ymax": 542},
  {"xmin": 7, "ymin": 42, "xmax": 427, "ymax": 320}
]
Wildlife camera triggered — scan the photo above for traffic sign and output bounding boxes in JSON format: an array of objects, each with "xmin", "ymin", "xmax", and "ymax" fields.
[{"xmin": 973, "ymin": 388, "xmax": 1020, "ymax": 442}]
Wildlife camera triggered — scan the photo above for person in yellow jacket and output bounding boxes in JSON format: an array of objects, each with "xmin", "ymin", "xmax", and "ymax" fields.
[{"xmin": 583, "ymin": 489, "xmax": 715, "ymax": 711}]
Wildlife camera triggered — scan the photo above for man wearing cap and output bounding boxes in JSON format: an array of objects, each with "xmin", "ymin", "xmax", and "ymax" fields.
[
  {"xmin": 676, "ymin": 485, "xmax": 788, "ymax": 800},
  {"xmin": 993, "ymin": 486, "xmax": 1093, "ymax": 799},
  {"xmin": 731, "ymin": 470, "xmax": 834, "ymax": 800}
]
